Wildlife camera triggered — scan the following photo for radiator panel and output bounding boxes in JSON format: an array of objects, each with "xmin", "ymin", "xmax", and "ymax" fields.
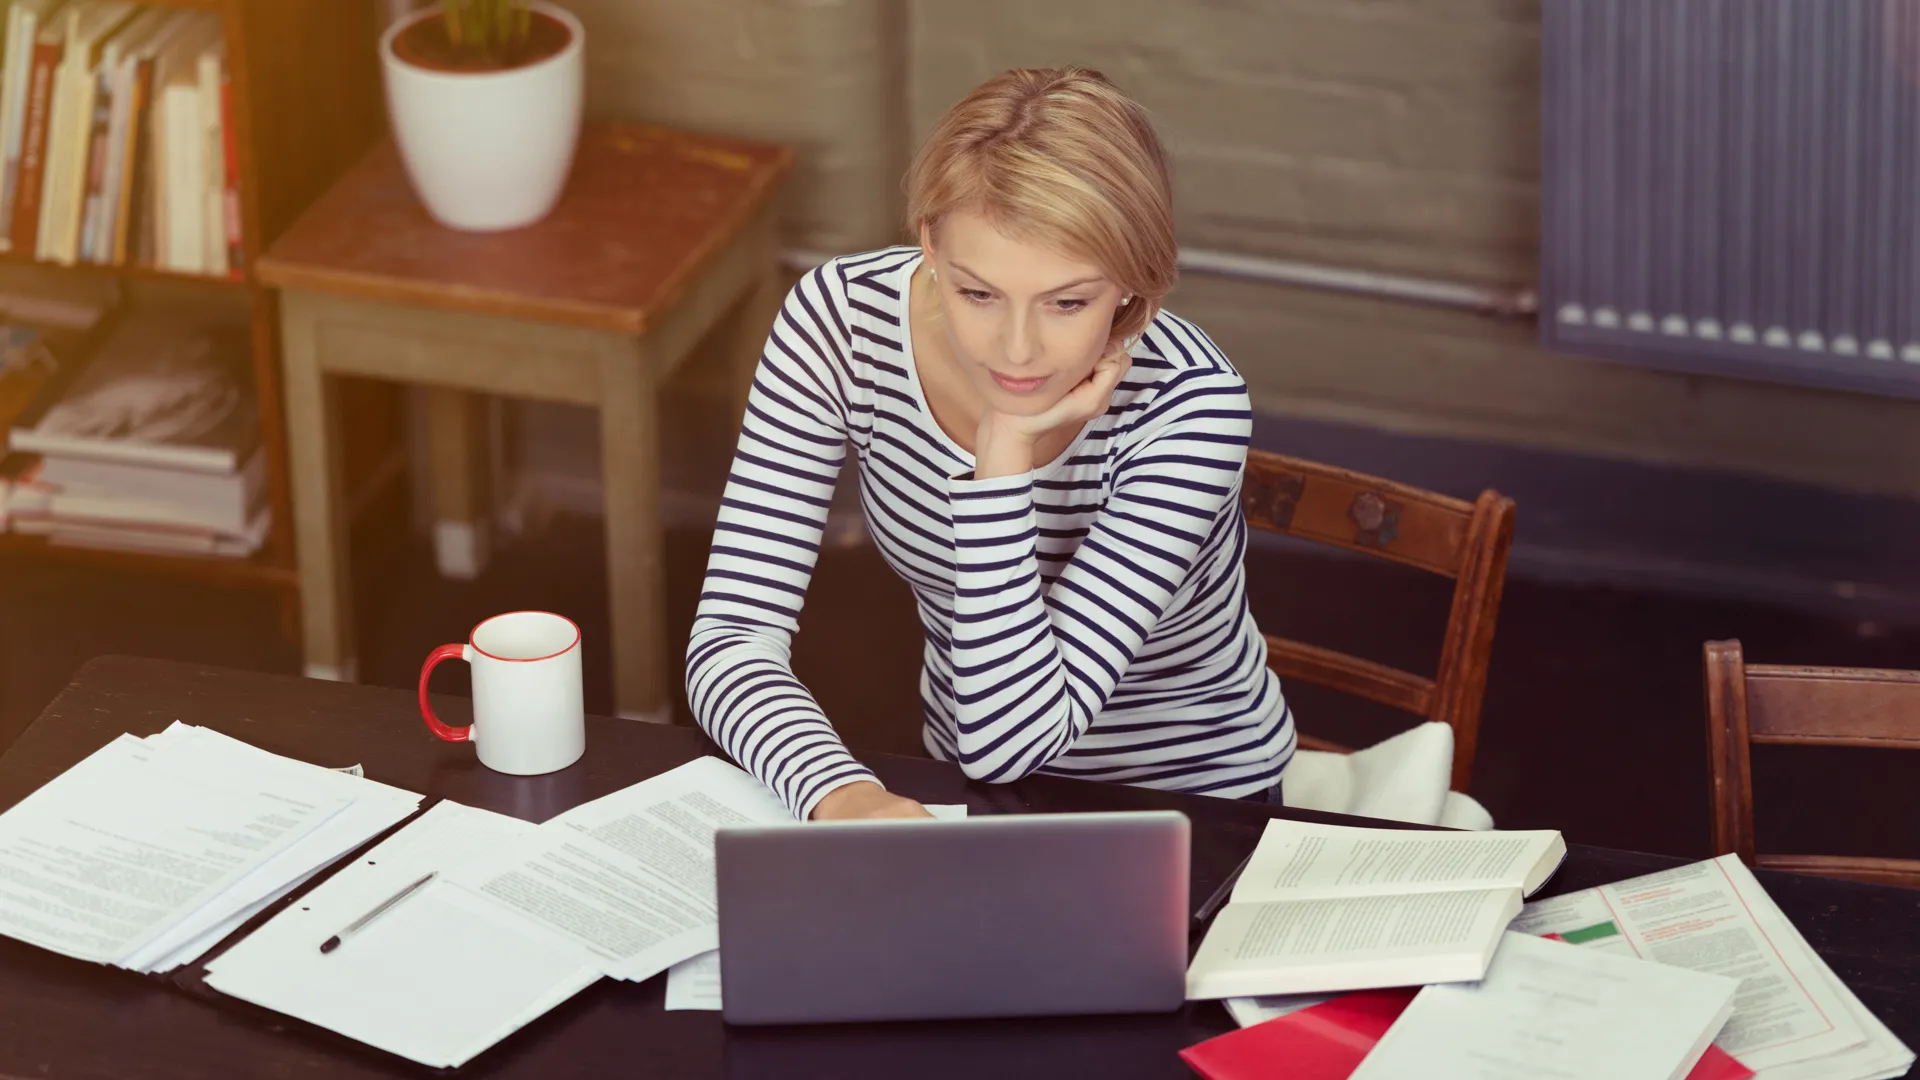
[{"xmin": 1542, "ymin": 0, "xmax": 1920, "ymax": 399}]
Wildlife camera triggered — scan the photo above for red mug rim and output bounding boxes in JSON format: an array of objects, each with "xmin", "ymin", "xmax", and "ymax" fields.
[{"xmin": 469, "ymin": 610, "xmax": 581, "ymax": 663}]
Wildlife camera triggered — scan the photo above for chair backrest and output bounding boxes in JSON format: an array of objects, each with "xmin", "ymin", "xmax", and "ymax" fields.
[
  {"xmin": 1703, "ymin": 639, "xmax": 1920, "ymax": 888},
  {"xmin": 1241, "ymin": 450, "xmax": 1517, "ymax": 792}
]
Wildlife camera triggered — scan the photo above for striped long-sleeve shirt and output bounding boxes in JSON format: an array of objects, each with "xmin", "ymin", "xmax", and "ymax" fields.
[{"xmin": 686, "ymin": 247, "xmax": 1295, "ymax": 818}]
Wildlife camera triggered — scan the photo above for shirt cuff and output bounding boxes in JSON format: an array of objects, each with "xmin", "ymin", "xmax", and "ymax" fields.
[{"xmin": 794, "ymin": 766, "xmax": 885, "ymax": 821}]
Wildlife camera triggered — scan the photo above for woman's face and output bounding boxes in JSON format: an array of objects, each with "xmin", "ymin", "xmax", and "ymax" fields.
[{"xmin": 923, "ymin": 211, "xmax": 1130, "ymax": 418}]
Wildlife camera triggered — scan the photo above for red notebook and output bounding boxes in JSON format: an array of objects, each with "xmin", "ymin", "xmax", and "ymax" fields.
[{"xmin": 1180, "ymin": 988, "xmax": 1755, "ymax": 1080}]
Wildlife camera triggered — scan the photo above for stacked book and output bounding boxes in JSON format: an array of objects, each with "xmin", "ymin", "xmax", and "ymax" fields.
[
  {"xmin": 5, "ymin": 308, "xmax": 265, "ymax": 557},
  {"xmin": 1, "ymin": 2, "xmax": 240, "ymax": 276},
  {"xmin": 0, "ymin": 261, "xmax": 115, "ymax": 527}
]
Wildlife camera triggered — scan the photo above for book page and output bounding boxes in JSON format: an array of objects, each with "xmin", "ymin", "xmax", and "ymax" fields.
[
  {"xmin": 1350, "ymin": 932, "xmax": 1738, "ymax": 1080},
  {"xmin": 1512, "ymin": 855, "xmax": 1910, "ymax": 1077},
  {"xmin": 1187, "ymin": 887, "xmax": 1520, "ymax": 999},
  {"xmin": 1232, "ymin": 819, "xmax": 1565, "ymax": 903}
]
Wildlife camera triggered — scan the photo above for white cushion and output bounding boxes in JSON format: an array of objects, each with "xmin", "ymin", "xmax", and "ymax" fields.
[
  {"xmin": 1282, "ymin": 722, "xmax": 1491, "ymax": 829},
  {"xmin": 1438, "ymin": 791, "xmax": 1496, "ymax": 831}
]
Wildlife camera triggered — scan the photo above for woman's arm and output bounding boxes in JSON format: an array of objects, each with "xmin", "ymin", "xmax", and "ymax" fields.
[
  {"xmin": 945, "ymin": 343, "xmax": 1253, "ymax": 783},
  {"xmin": 685, "ymin": 267, "xmax": 921, "ymax": 819}
]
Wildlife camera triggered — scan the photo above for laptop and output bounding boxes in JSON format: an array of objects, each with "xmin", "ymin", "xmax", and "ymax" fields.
[{"xmin": 714, "ymin": 810, "xmax": 1191, "ymax": 1025}]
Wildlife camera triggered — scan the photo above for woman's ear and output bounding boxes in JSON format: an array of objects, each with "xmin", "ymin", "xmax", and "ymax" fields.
[{"xmin": 918, "ymin": 221, "xmax": 936, "ymax": 271}]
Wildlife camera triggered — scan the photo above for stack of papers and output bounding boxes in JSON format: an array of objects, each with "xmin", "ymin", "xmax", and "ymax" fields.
[
  {"xmin": 0, "ymin": 724, "xmax": 421, "ymax": 973},
  {"xmin": 204, "ymin": 801, "xmax": 602, "ymax": 1070},
  {"xmin": 1513, "ymin": 854, "xmax": 1914, "ymax": 1080}
]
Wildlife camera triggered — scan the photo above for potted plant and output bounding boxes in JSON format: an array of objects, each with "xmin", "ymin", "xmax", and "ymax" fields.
[{"xmin": 380, "ymin": 0, "xmax": 583, "ymax": 232}]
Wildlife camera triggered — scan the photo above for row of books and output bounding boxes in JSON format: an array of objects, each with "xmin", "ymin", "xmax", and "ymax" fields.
[
  {"xmin": 0, "ymin": 271, "xmax": 263, "ymax": 557},
  {"xmin": 0, "ymin": 2, "xmax": 239, "ymax": 276}
]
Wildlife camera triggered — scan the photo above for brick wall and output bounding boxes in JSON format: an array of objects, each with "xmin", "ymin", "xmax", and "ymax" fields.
[
  {"xmin": 442, "ymin": 0, "xmax": 1920, "ymax": 509},
  {"xmin": 908, "ymin": 0, "xmax": 1920, "ymax": 498}
]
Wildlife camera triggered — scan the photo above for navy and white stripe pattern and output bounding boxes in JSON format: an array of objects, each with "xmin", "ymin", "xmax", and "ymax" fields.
[{"xmin": 687, "ymin": 247, "xmax": 1295, "ymax": 818}]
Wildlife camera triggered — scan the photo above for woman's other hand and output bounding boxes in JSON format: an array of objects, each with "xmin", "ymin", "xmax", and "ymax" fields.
[{"xmin": 810, "ymin": 781, "xmax": 935, "ymax": 820}]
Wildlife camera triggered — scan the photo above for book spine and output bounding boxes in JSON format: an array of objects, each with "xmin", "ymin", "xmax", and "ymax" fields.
[
  {"xmin": 114, "ymin": 56, "xmax": 152, "ymax": 266},
  {"xmin": 219, "ymin": 72, "xmax": 240, "ymax": 276},
  {"xmin": 78, "ymin": 65, "xmax": 113, "ymax": 264},
  {"xmin": 0, "ymin": 8, "xmax": 32, "ymax": 253},
  {"xmin": 12, "ymin": 39, "xmax": 63, "ymax": 256}
]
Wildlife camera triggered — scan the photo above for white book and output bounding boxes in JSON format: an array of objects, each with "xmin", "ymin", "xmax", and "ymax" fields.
[
  {"xmin": 1350, "ymin": 931, "xmax": 1739, "ymax": 1080},
  {"xmin": 41, "ymin": 445, "xmax": 264, "ymax": 522},
  {"xmin": 1185, "ymin": 818, "xmax": 1565, "ymax": 1000}
]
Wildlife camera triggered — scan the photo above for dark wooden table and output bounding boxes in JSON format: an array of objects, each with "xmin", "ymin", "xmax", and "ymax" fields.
[{"xmin": 1, "ymin": 657, "xmax": 1915, "ymax": 1080}]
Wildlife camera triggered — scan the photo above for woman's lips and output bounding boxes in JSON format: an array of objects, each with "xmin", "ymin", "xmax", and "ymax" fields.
[{"xmin": 990, "ymin": 370, "xmax": 1048, "ymax": 394}]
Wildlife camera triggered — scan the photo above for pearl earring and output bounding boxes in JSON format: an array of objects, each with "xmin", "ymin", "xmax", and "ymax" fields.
[
  {"xmin": 1120, "ymin": 295, "xmax": 1132, "ymax": 306},
  {"xmin": 930, "ymin": 267, "xmax": 938, "ymax": 282}
]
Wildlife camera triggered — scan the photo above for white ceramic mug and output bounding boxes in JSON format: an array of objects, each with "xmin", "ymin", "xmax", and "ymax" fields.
[{"xmin": 417, "ymin": 611, "xmax": 586, "ymax": 775}]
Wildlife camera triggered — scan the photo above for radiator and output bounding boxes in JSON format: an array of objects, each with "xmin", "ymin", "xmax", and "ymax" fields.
[{"xmin": 1541, "ymin": 0, "xmax": 1920, "ymax": 398}]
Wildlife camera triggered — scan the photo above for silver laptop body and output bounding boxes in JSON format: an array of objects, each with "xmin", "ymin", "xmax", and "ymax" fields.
[{"xmin": 714, "ymin": 810, "xmax": 1190, "ymax": 1025}]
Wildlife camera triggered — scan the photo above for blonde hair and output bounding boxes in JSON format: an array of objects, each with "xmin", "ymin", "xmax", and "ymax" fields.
[{"xmin": 905, "ymin": 67, "xmax": 1175, "ymax": 345}]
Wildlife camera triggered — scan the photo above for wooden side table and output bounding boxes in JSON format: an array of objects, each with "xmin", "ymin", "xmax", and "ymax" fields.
[{"xmin": 256, "ymin": 124, "xmax": 793, "ymax": 723}]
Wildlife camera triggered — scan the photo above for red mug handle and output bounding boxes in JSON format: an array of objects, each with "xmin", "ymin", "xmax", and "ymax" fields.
[{"xmin": 418, "ymin": 644, "xmax": 472, "ymax": 742}]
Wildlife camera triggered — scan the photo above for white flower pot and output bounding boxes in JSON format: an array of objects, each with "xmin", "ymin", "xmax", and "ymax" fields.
[{"xmin": 379, "ymin": 2, "xmax": 584, "ymax": 232}]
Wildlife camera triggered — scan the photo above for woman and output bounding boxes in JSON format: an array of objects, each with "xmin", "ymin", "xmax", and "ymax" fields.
[{"xmin": 687, "ymin": 67, "xmax": 1295, "ymax": 820}]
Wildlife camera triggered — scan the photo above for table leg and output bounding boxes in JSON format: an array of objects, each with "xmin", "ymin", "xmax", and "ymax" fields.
[
  {"xmin": 280, "ymin": 293, "xmax": 358, "ymax": 684},
  {"xmin": 597, "ymin": 335, "xmax": 671, "ymax": 724},
  {"xmin": 424, "ymin": 387, "xmax": 491, "ymax": 581}
]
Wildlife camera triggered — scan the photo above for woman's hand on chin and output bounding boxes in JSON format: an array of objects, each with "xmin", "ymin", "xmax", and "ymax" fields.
[
  {"xmin": 810, "ymin": 781, "xmax": 935, "ymax": 821},
  {"xmin": 973, "ymin": 344, "xmax": 1132, "ymax": 480}
]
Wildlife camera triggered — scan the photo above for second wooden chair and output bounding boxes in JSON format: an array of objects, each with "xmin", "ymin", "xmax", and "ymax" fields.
[{"xmin": 1703, "ymin": 639, "xmax": 1920, "ymax": 888}]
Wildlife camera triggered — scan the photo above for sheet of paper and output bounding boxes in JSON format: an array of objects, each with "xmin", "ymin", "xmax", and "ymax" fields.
[
  {"xmin": 205, "ymin": 801, "xmax": 601, "ymax": 1070},
  {"xmin": 659, "ymin": 802, "xmax": 968, "ymax": 1011},
  {"xmin": 1222, "ymin": 991, "xmax": 1342, "ymax": 1028},
  {"xmin": 1511, "ymin": 855, "xmax": 1911, "ymax": 1078},
  {"xmin": 665, "ymin": 949, "xmax": 722, "ymax": 1011},
  {"xmin": 1351, "ymin": 932, "xmax": 1739, "ymax": 1080},
  {"xmin": 447, "ymin": 756, "xmax": 796, "ymax": 982},
  {"xmin": 119, "ymin": 725, "xmax": 421, "ymax": 972},
  {"xmin": 0, "ymin": 735, "xmax": 347, "ymax": 964},
  {"xmin": 1232, "ymin": 819, "xmax": 1564, "ymax": 903}
]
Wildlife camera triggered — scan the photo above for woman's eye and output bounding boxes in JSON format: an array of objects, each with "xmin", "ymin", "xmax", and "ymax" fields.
[
  {"xmin": 958, "ymin": 288, "xmax": 993, "ymax": 304},
  {"xmin": 1054, "ymin": 298, "xmax": 1090, "ymax": 313}
]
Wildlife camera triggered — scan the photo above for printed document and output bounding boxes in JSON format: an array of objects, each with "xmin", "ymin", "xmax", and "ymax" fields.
[
  {"xmin": 1512, "ymin": 854, "xmax": 1912, "ymax": 1080},
  {"xmin": 205, "ymin": 801, "xmax": 601, "ymax": 1070},
  {"xmin": 1351, "ymin": 931, "xmax": 1739, "ymax": 1080},
  {"xmin": 0, "ymin": 734, "xmax": 348, "ymax": 965},
  {"xmin": 444, "ymin": 756, "xmax": 795, "ymax": 982}
]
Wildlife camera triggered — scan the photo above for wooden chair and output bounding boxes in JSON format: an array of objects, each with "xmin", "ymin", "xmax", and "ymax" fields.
[
  {"xmin": 1703, "ymin": 639, "xmax": 1920, "ymax": 888},
  {"xmin": 1241, "ymin": 451, "xmax": 1517, "ymax": 793}
]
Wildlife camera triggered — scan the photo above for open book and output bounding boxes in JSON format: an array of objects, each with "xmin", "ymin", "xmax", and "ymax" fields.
[{"xmin": 1185, "ymin": 818, "xmax": 1565, "ymax": 1000}]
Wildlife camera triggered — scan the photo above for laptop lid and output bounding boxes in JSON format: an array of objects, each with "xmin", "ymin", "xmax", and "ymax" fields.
[{"xmin": 715, "ymin": 810, "xmax": 1190, "ymax": 1026}]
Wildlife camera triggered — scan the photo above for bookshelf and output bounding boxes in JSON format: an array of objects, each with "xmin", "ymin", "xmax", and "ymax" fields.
[{"xmin": 0, "ymin": 0, "xmax": 385, "ymax": 618}]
